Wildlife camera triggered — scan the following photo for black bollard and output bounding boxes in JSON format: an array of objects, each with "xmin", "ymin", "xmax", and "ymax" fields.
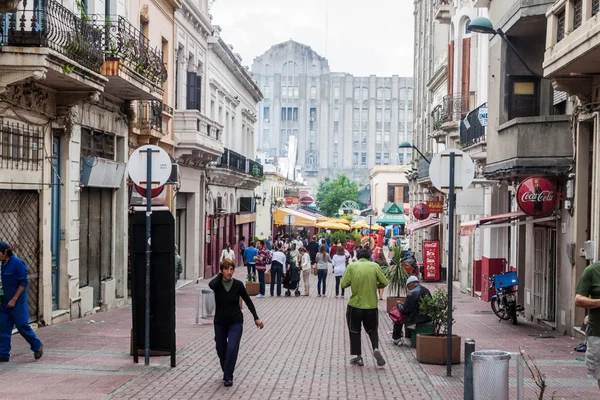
[{"xmin": 464, "ymin": 338, "xmax": 475, "ymax": 400}]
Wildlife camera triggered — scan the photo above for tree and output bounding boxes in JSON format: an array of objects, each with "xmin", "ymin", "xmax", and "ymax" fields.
[{"xmin": 316, "ymin": 175, "xmax": 359, "ymax": 217}]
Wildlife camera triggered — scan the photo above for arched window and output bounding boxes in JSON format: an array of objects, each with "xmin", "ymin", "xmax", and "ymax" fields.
[{"xmin": 307, "ymin": 152, "xmax": 318, "ymax": 165}]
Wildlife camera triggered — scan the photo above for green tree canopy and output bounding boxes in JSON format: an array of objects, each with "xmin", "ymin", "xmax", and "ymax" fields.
[{"xmin": 316, "ymin": 175, "xmax": 359, "ymax": 217}]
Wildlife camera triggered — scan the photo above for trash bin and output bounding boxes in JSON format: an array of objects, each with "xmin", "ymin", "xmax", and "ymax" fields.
[
  {"xmin": 197, "ymin": 288, "xmax": 215, "ymax": 322},
  {"xmin": 472, "ymin": 350, "xmax": 511, "ymax": 400}
]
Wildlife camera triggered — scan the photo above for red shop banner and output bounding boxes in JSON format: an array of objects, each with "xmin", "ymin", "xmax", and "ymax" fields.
[
  {"xmin": 516, "ymin": 177, "xmax": 558, "ymax": 217},
  {"xmin": 423, "ymin": 241, "xmax": 440, "ymax": 281}
]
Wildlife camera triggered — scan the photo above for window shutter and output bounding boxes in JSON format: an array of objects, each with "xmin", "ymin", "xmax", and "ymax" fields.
[
  {"xmin": 186, "ymin": 71, "xmax": 195, "ymax": 110},
  {"xmin": 461, "ymin": 37, "xmax": 471, "ymax": 113},
  {"xmin": 195, "ymin": 75, "xmax": 202, "ymax": 111}
]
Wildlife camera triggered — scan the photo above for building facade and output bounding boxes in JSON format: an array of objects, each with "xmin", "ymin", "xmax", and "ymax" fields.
[
  {"xmin": 173, "ymin": 1, "xmax": 263, "ymax": 281},
  {"xmin": 251, "ymin": 41, "xmax": 414, "ymax": 190},
  {"xmin": 0, "ymin": 0, "xmax": 177, "ymax": 324},
  {"xmin": 409, "ymin": 0, "xmax": 580, "ymax": 336},
  {"xmin": 543, "ymin": 0, "xmax": 600, "ymax": 336},
  {"xmin": 369, "ymin": 165, "xmax": 411, "ymax": 217}
]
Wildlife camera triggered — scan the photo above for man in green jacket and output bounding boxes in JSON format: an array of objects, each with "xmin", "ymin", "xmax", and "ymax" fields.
[
  {"xmin": 341, "ymin": 247, "xmax": 388, "ymax": 367},
  {"xmin": 576, "ymin": 261, "xmax": 600, "ymax": 390}
]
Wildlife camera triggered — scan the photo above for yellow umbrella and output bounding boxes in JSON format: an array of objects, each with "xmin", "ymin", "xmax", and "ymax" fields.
[
  {"xmin": 351, "ymin": 220, "xmax": 367, "ymax": 229},
  {"xmin": 316, "ymin": 221, "xmax": 351, "ymax": 231},
  {"xmin": 370, "ymin": 224, "xmax": 385, "ymax": 231}
]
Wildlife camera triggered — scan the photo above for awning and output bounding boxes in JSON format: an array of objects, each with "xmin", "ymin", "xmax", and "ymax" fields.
[
  {"xmin": 405, "ymin": 218, "xmax": 440, "ymax": 232},
  {"xmin": 460, "ymin": 210, "xmax": 557, "ymax": 236},
  {"xmin": 273, "ymin": 208, "xmax": 317, "ymax": 227},
  {"xmin": 376, "ymin": 213, "xmax": 407, "ymax": 225}
]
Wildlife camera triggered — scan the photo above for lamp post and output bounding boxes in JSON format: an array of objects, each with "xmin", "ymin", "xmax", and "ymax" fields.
[
  {"xmin": 399, "ymin": 142, "xmax": 430, "ymax": 164},
  {"xmin": 468, "ymin": 17, "xmax": 542, "ymax": 79}
]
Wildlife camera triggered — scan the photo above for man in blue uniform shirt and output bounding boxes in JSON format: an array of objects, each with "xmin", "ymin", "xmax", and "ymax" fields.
[{"xmin": 0, "ymin": 242, "xmax": 43, "ymax": 361}]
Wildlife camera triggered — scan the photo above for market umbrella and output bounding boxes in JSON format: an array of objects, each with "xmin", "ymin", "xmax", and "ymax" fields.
[{"xmin": 316, "ymin": 221, "xmax": 351, "ymax": 231}]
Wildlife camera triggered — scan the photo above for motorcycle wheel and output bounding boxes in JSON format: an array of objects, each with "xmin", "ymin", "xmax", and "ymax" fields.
[
  {"xmin": 491, "ymin": 298, "xmax": 511, "ymax": 320},
  {"xmin": 509, "ymin": 303, "xmax": 518, "ymax": 325}
]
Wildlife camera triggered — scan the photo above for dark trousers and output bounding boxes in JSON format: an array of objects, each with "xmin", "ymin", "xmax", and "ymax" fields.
[
  {"xmin": 0, "ymin": 300, "xmax": 42, "ymax": 360},
  {"xmin": 257, "ymin": 270, "xmax": 266, "ymax": 295},
  {"xmin": 246, "ymin": 263, "xmax": 256, "ymax": 278},
  {"xmin": 346, "ymin": 305, "xmax": 379, "ymax": 356},
  {"xmin": 214, "ymin": 323, "xmax": 243, "ymax": 381},
  {"xmin": 335, "ymin": 276, "xmax": 345, "ymax": 296},
  {"xmin": 392, "ymin": 322, "xmax": 404, "ymax": 340},
  {"xmin": 270, "ymin": 264, "xmax": 283, "ymax": 296},
  {"xmin": 317, "ymin": 269, "xmax": 327, "ymax": 295}
]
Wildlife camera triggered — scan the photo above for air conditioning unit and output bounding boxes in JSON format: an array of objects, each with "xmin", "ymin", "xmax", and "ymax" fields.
[
  {"xmin": 264, "ymin": 118, "xmax": 270, "ymax": 123},
  {"xmin": 310, "ymin": 117, "xmax": 315, "ymax": 121}
]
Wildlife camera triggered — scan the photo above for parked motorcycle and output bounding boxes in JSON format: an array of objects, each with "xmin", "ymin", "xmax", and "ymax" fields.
[{"xmin": 490, "ymin": 271, "xmax": 521, "ymax": 325}]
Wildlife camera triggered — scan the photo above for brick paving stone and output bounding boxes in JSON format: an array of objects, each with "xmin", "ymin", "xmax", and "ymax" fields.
[{"xmin": 0, "ymin": 272, "xmax": 598, "ymax": 399}]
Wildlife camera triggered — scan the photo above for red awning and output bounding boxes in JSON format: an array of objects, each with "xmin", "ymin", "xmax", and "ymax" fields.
[
  {"xmin": 460, "ymin": 211, "xmax": 527, "ymax": 236},
  {"xmin": 406, "ymin": 218, "xmax": 440, "ymax": 232}
]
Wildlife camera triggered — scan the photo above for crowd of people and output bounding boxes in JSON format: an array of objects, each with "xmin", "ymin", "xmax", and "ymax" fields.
[{"xmin": 209, "ymin": 232, "xmax": 434, "ymax": 388}]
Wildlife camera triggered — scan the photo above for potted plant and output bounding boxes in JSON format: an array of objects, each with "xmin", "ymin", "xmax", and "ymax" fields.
[
  {"xmin": 384, "ymin": 246, "xmax": 410, "ymax": 311},
  {"xmin": 416, "ymin": 288, "xmax": 460, "ymax": 365}
]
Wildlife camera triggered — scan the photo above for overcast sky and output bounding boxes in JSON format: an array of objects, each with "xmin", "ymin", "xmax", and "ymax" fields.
[{"xmin": 210, "ymin": 0, "xmax": 414, "ymax": 77}]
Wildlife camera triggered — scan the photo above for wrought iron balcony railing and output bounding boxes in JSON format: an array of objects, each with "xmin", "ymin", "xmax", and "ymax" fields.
[
  {"xmin": 431, "ymin": 92, "xmax": 476, "ymax": 126},
  {"xmin": 136, "ymin": 101, "xmax": 162, "ymax": 133},
  {"xmin": 0, "ymin": 0, "xmax": 104, "ymax": 72},
  {"xmin": 216, "ymin": 148, "xmax": 264, "ymax": 178},
  {"xmin": 460, "ymin": 103, "xmax": 487, "ymax": 148},
  {"xmin": 93, "ymin": 15, "xmax": 167, "ymax": 85}
]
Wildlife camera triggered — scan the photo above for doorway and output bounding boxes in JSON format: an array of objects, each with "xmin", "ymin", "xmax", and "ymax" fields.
[
  {"xmin": 79, "ymin": 187, "xmax": 113, "ymax": 305},
  {"xmin": 533, "ymin": 227, "xmax": 557, "ymax": 321}
]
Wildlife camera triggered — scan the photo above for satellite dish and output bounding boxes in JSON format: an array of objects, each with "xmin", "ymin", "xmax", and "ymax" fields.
[{"xmin": 127, "ymin": 145, "xmax": 172, "ymax": 188}]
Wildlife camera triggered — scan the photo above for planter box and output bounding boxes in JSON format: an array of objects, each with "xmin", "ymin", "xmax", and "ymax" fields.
[
  {"xmin": 245, "ymin": 282, "xmax": 260, "ymax": 296},
  {"xmin": 416, "ymin": 334, "xmax": 461, "ymax": 365},
  {"xmin": 265, "ymin": 272, "xmax": 271, "ymax": 283},
  {"xmin": 386, "ymin": 296, "xmax": 406, "ymax": 312}
]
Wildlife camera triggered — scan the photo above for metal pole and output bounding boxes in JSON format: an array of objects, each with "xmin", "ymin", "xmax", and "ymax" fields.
[
  {"xmin": 464, "ymin": 338, "xmax": 475, "ymax": 400},
  {"xmin": 517, "ymin": 352, "xmax": 524, "ymax": 400},
  {"xmin": 144, "ymin": 148, "xmax": 153, "ymax": 366},
  {"xmin": 447, "ymin": 152, "xmax": 455, "ymax": 376}
]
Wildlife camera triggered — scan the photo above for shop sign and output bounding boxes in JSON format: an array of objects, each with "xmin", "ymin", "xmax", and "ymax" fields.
[
  {"xmin": 299, "ymin": 196, "xmax": 313, "ymax": 205},
  {"xmin": 426, "ymin": 200, "xmax": 444, "ymax": 214},
  {"xmin": 413, "ymin": 203, "xmax": 430, "ymax": 220},
  {"xmin": 516, "ymin": 177, "xmax": 557, "ymax": 217},
  {"xmin": 423, "ymin": 241, "xmax": 440, "ymax": 281},
  {"xmin": 285, "ymin": 197, "xmax": 299, "ymax": 205},
  {"xmin": 235, "ymin": 213, "xmax": 256, "ymax": 225}
]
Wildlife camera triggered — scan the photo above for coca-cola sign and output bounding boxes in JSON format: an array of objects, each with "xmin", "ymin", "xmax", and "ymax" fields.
[{"xmin": 516, "ymin": 177, "xmax": 557, "ymax": 217}]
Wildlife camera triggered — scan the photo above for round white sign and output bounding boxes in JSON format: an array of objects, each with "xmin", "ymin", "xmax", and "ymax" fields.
[
  {"xmin": 429, "ymin": 148, "xmax": 475, "ymax": 194},
  {"xmin": 127, "ymin": 145, "xmax": 172, "ymax": 188},
  {"xmin": 366, "ymin": 215, "xmax": 377, "ymax": 226},
  {"xmin": 284, "ymin": 215, "xmax": 296, "ymax": 225}
]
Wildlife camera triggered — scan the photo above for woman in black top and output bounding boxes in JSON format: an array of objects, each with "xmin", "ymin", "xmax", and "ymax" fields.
[{"xmin": 209, "ymin": 258, "xmax": 264, "ymax": 387}]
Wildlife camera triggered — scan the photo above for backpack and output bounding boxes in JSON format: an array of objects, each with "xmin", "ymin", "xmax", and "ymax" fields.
[{"xmin": 389, "ymin": 304, "xmax": 404, "ymax": 324}]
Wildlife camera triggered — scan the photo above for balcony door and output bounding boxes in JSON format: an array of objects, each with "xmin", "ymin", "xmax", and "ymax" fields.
[{"xmin": 461, "ymin": 37, "xmax": 471, "ymax": 116}]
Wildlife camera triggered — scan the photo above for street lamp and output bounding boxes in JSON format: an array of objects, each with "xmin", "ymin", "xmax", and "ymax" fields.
[
  {"xmin": 468, "ymin": 17, "xmax": 542, "ymax": 79},
  {"xmin": 399, "ymin": 142, "xmax": 430, "ymax": 164}
]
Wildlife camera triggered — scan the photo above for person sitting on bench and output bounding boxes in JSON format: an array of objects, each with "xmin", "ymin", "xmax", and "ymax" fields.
[{"xmin": 392, "ymin": 276, "xmax": 431, "ymax": 345}]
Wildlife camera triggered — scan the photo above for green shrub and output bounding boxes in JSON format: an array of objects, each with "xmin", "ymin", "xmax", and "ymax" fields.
[{"xmin": 419, "ymin": 289, "xmax": 456, "ymax": 336}]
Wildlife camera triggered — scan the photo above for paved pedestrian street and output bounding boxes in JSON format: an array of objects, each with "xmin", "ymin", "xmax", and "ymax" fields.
[{"xmin": 0, "ymin": 271, "xmax": 598, "ymax": 399}]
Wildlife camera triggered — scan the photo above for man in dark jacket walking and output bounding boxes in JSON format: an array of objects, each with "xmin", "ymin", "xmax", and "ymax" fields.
[
  {"xmin": 307, "ymin": 237, "xmax": 319, "ymax": 264},
  {"xmin": 392, "ymin": 275, "xmax": 431, "ymax": 345}
]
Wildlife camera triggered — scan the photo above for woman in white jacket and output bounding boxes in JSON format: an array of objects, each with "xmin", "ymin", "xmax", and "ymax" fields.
[
  {"xmin": 332, "ymin": 246, "xmax": 348, "ymax": 297},
  {"xmin": 298, "ymin": 247, "xmax": 311, "ymax": 296}
]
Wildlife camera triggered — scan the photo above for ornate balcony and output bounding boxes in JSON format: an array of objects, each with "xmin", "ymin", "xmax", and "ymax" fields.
[
  {"xmin": 0, "ymin": 0, "xmax": 106, "ymax": 93},
  {"xmin": 434, "ymin": 0, "xmax": 452, "ymax": 24},
  {"xmin": 174, "ymin": 109, "xmax": 223, "ymax": 167},
  {"xmin": 460, "ymin": 103, "xmax": 487, "ymax": 160},
  {"xmin": 93, "ymin": 15, "xmax": 167, "ymax": 100},
  {"xmin": 132, "ymin": 101, "xmax": 163, "ymax": 144},
  {"xmin": 208, "ymin": 148, "xmax": 263, "ymax": 190}
]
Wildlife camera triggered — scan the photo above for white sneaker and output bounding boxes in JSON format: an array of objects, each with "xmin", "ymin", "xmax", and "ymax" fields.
[{"xmin": 256, "ymin": 294, "xmax": 265, "ymax": 298}]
